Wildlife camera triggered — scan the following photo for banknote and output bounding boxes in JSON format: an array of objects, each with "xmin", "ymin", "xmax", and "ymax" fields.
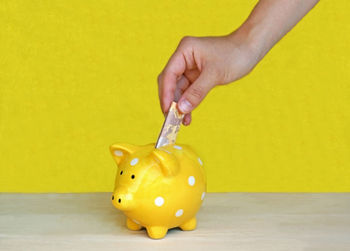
[{"xmin": 155, "ymin": 101, "xmax": 184, "ymax": 148}]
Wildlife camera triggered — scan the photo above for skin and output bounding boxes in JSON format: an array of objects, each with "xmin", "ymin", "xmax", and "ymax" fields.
[{"xmin": 158, "ymin": 0, "xmax": 320, "ymax": 126}]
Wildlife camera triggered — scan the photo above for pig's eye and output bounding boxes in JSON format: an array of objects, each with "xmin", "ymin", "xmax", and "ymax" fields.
[
  {"xmin": 120, "ymin": 171, "xmax": 123, "ymax": 175},
  {"xmin": 131, "ymin": 174, "xmax": 135, "ymax": 179}
]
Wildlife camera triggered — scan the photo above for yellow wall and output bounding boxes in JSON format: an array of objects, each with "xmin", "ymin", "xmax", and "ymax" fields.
[{"xmin": 0, "ymin": 0, "xmax": 349, "ymax": 192}]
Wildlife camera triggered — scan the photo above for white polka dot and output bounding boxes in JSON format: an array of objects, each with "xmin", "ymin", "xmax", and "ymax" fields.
[
  {"xmin": 198, "ymin": 157, "xmax": 203, "ymax": 166},
  {"xmin": 173, "ymin": 145, "xmax": 182, "ymax": 150},
  {"xmin": 175, "ymin": 209, "xmax": 183, "ymax": 217},
  {"xmin": 154, "ymin": 196, "xmax": 164, "ymax": 207},
  {"xmin": 201, "ymin": 192, "xmax": 205, "ymax": 200},
  {"xmin": 130, "ymin": 158, "xmax": 139, "ymax": 166},
  {"xmin": 132, "ymin": 219, "xmax": 140, "ymax": 224},
  {"xmin": 188, "ymin": 176, "xmax": 195, "ymax": 186},
  {"xmin": 114, "ymin": 150, "xmax": 123, "ymax": 156}
]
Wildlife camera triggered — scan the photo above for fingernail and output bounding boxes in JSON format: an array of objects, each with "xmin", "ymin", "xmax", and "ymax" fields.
[{"xmin": 178, "ymin": 99, "xmax": 192, "ymax": 114}]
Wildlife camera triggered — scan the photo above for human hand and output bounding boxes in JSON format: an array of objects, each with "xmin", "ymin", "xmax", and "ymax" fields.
[
  {"xmin": 157, "ymin": 33, "xmax": 261, "ymax": 126},
  {"xmin": 157, "ymin": 0, "xmax": 319, "ymax": 126}
]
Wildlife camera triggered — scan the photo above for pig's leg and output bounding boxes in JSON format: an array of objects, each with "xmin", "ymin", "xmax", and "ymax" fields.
[
  {"xmin": 179, "ymin": 217, "xmax": 197, "ymax": 231},
  {"xmin": 146, "ymin": 226, "xmax": 168, "ymax": 239},
  {"xmin": 126, "ymin": 218, "xmax": 142, "ymax": 231}
]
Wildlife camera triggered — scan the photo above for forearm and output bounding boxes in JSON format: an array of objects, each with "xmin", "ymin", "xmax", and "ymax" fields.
[
  {"xmin": 232, "ymin": 0, "xmax": 319, "ymax": 60},
  {"xmin": 158, "ymin": 0, "xmax": 319, "ymax": 118}
]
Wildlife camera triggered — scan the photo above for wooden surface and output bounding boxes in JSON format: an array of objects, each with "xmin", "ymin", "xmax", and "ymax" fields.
[{"xmin": 0, "ymin": 193, "xmax": 349, "ymax": 251}]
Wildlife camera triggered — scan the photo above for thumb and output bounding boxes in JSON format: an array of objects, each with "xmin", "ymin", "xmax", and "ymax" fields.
[{"xmin": 177, "ymin": 71, "xmax": 215, "ymax": 114}]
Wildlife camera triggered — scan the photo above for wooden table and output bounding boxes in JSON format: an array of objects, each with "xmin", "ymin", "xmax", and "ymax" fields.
[{"xmin": 1, "ymin": 193, "xmax": 349, "ymax": 250}]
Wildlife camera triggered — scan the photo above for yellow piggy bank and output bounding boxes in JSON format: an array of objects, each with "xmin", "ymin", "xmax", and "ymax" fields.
[{"xmin": 110, "ymin": 143, "xmax": 206, "ymax": 239}]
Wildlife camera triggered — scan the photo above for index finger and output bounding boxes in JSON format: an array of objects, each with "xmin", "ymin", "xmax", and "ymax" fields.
[{"xmin": 158, "ymin": 50, "xmax": 186, "ymax": 114}]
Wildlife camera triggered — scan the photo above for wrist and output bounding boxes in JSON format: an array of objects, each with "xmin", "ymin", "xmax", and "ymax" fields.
[{"xmin": 227, "ymin": 20, "xmax": 271, "ymax": 63}]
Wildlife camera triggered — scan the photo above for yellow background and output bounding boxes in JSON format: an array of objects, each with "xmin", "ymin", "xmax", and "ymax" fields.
[{"xmin": 0, "ymin": 0, "xmax": 349, "ymax": 192}]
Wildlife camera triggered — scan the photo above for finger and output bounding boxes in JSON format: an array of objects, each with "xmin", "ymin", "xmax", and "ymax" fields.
[
  {"xmin": 158, "ymin": 73, "xmax": 175, "ymax": 114},
  {"xmin": 183, "ymin": 113, "xmax": 192, "ymax": 126},
  {"xmin": 157, "ymin": 74, "xmax": 164, "ymax": 112},
  {"xmin": 174, "ymin": 75, "xmax": 190, "ymax": 102},
  {"xmin": 184, "ymin": 68, "xmax": 200, "ymax": 84},
  {"xmin": 177, "ymin": 70, "xmax": 215, "ymax": 114},
  {"xmin": 158, "ymin": 50, "xmax": 187, "ymax": 114}
]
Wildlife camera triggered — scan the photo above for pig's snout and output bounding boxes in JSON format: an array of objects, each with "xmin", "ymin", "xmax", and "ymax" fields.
[
  {"xmin": 112, "ymin": 195, "xmax": 122, "ymax": 203},
  {"xmin": 111, "ymin": 190, "xmax": 135, "ymax": 211},
  {"xmin": 111, "ymin": 195, "xmax": 122, "ymax": 203}
]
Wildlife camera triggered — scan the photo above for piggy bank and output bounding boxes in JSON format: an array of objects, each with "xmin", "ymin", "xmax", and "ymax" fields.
[{"xmin": 110, "ymin": 143, "xmax": 206, "ymax": 239}]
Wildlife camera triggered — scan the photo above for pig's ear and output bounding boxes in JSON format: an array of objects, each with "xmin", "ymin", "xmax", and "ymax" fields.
[
  {"xmin": 151, "ymin": 149, "xmax": 179, "ymax": 176},
  {"xmin": 110, "ymin": 143, "xmax": 139, "ymax": 165}
]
